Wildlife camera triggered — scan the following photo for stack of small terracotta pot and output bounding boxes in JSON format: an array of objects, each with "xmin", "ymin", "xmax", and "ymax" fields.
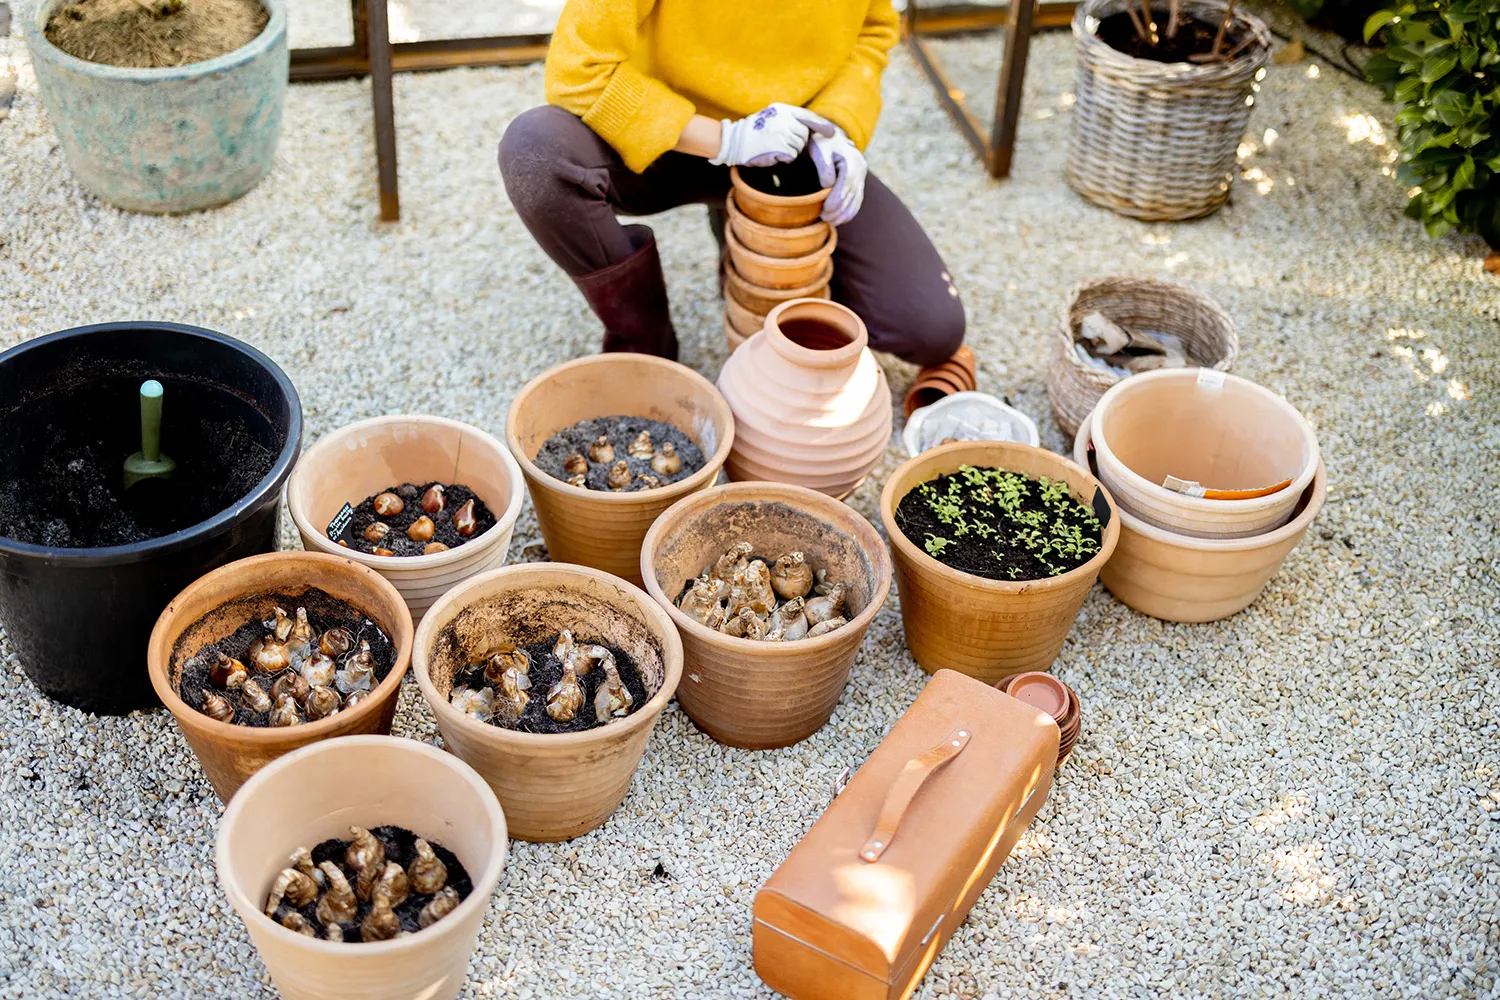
[
  {"xmin": 1000, "ymin": 671, "xmax": 1081, "ymax": 767},
  {"xmin": 723, "ymin": 167, "xmax": 836, "ymax": 351},
  {"xmin": 902, "ymin": 345, "xmax": 979, "ymax": 417}
]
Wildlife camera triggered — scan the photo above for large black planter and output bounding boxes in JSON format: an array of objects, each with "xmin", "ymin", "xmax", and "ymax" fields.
[{"xmin": 0, "ymin": 323, "xmax": 302, "ymax": 714}]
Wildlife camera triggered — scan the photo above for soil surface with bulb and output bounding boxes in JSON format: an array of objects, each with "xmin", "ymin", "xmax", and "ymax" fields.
[
  {"xmin": 451, "ymin": 634, "xmax": 648, "ymax": 734},
  {"xmin": 176, "ymin": 588, "xmax": 396, "ymax": 726},
  {"xmin": 739, "ymin": 152, "xmax": 824, "ymax": 197},
  {"xmin": 534, "ymin": 415, "xmax": 704, "ymax": 491},
  {"xmin": 1095, "ymin": 11, "xmax": 1241, "ymax": 62},
  {"xmin": 339, "ymin": 482, "xmax": 495, "ymax": 557}
]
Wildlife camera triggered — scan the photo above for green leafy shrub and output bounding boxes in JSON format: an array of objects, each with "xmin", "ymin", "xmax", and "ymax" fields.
[{"xmin": 1364, "ymin": 0, "xmax": 1500, "ymax": 244}]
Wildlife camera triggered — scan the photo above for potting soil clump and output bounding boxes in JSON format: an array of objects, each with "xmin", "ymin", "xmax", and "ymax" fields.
[
  {"xmin": 44, "ymin": 0, "xmax": 269, "ymax": 69},
  {"xmin": 449, "ymin": 630, "xmax": 649, "ymax": 734},
  {"xmin": 338, "ymin": 482, "xmax": 496, "ymax": 557},
  {"xmin": 895, "ymin": 465, "xmax": 1104, "ymax": 581},
  {"xmin": 535, "ymin": 416, "xmax": 703, "ymax": 492},
  {"xmin": 266, "ymin": 826, "xmax": 472, "ymax": 942},
  {"xmin": 178, "ymin": 588, "xmax": 395, "ymax": 727},
  {"xmin": 739, "ymin": 151, "xmax": 824, "ymax": 197},
  {"xmin": 674, "ymin": 542, "xmax": 851, "ymax": 641}
]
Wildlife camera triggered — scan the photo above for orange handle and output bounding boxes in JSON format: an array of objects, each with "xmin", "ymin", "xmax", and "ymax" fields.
[{"xmin": 860, "ymin": 727, "xmax": 972, "ymax": 863}]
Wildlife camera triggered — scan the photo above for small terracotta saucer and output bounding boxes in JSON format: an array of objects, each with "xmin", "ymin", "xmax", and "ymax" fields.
[{"xmin": 1002, "ymin": 672, "xmax": 1069, "ymax": 721}]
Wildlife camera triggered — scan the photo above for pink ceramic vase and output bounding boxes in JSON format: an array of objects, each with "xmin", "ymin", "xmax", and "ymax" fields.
[{"xmin": 716, "ymin": 298, "xmax": 892, "ymax": 499}]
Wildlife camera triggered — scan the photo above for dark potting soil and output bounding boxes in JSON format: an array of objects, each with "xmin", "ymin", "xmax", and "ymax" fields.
[
  {"xmin": 534, "ymin": 415, "xmax": 704, "ymax": 492},
  {"xmin": 269, "ymin": 826, "xmax": 473, "ymax": 942},
  {"xmin": 739, "ymin": 150, "xmax": 824, "ymax": 197},
  {"xmin": 453, "ymin": 635, "xmax": 649, "ymax": 735},
  {"xmin": 0, "ymin": 374, "xmax": 276, "ymax": 548},
  {"xmin": 1096, "ymin": 11, "xmax": 1239, "ymax": 62},
  {"xmin": 177, "ymin": 588, "xmax": 395, "ymax": 727},
  {"xmin": 337, "ymin": 483, "xmax": 496, "ymax": 557},
  {"xmin": 894, "ymin": 466, "xmax": 1105, "ymax": 582}
]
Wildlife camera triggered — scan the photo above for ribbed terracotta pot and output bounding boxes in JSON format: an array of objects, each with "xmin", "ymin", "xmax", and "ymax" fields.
[
  {"xmin": 413, "ymin": 563, "xmax": 682, "ymax": 842},
  {"xmin": 217, "ymin": 736, "xmax": 508, "ymax": 1000},
  {"xmin": 718, "ymin": 298, "xmax": 892, "ymax": 499},
  {"xmin": 879, "ymin": 441, "xmax": 1120, "ymax": 684},
  {"xmin": 287, "ymin": 415, "xmax": 525, "ymax": 621},
  {"xmin": 726, "ymin": 193, "xmax": 833, "ymax": 257},
  {"xmin": 726, "ymin": 258, "xmax": 832, "ymax": 315},
  {"xmin": 640, "ymin": 482, "xmax": 892, "ymax": 749},
  {"xmin": 147, "ymin": 552, "xmax": 415, "ymax": 802},
  {"xmin": 1075, "ymin": 421, "xmax": 1327, "ymax": 622},
  {"xmin": 726, "ymin": 225, "xmax": 838, "ymax": 289},
  {"xmin": 504, "ymin": 354, "xmax": 735, "ymax": 586},
  {"xmin": 730, "ymin": 166, "xmax": 830, "ymax": 227}
]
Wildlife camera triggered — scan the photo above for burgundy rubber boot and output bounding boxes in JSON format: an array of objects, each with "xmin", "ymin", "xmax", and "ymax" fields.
[{"xmin": 571, "ymin": 225, "xmax": 679, "ymax": 360}]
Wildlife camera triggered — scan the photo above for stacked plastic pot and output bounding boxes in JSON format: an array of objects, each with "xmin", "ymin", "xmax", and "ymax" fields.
[{"xmin": 1075, "ymin": 368, "xmax": 1325, "ymax": 622}]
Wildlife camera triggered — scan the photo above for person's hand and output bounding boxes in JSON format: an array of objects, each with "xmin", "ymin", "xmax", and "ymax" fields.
[
  {"xmin": 807, "ymin": 126, "xmax": 868, "ymax": 226},
  {"xmin": 710, "ymin": 103, "xmax": 835, "ymax": 168}
]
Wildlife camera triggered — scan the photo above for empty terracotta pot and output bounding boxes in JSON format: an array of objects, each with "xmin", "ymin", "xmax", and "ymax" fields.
[
  {"xmin": 726, "ymin": 225, "xmax": 839, "ymax": 290},
  {"xmin": 1090, "ymin": 368, "xmax": 1319, "ymax": 538},
  {"xmin": 1074, "ymin": 420, "xmax": 1327, "ymax": 622},
  {"xmin": 287, "ymin": 415, "xmax": 525, "ymax": 620},
  {"xmin": 146, "ymin": 551, "xmax": 414, "ymax": 802},
  {"xmin": 730, "ymin": 166, "xmax": 830, "ymax": 227},
  {"xmin": 640, "ymin": 482, "xmax": 892, "ymax": 749},
  {"xmin": 903, "ymin": 347, "xmax": 980, "ymax": 416},
  {"xmin": 412, "ymin": 562, "xmax": 683, "ymax": 842},
  {"xmin": 726, "ymin": 257, "xmax": 832, "ymax": 315},
  {"xmin": 726, "ymin": 192, "xmax": 833, "ymax": 257},
  {"xmin": 216, "ymin": 736, "xmax": 508, "ymax": 1000},
  {"xmin": 717, "ymin": 298, "xmax": 892, "ymax": 499},
  {"xmin": 879, "ymin": 441, "xmax": 1120, "ymax": 684},
  {"xmin": 504, "ymin": 354, "xmax": 735, "ymax": 586}
]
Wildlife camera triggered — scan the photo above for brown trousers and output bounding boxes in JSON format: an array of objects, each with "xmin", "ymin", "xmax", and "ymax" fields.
[{"xmin": 499, "ymin": 105, "xmax": 965, "ymax": 367}]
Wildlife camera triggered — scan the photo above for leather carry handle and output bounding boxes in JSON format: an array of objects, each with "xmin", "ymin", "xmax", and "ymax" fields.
[{"xmin": 860, "ymin": 727, "xmax": 971, "ymax": 863}]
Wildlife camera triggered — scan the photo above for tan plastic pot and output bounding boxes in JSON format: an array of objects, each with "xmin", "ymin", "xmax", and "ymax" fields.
[
  {"xmin": 726, "ymin": 257, "xmax": 831, "ymax": 315},
  {"xmin": 640, "ymin": 482, "xmax": 892, "ymax": 749},
  {"xmin": 1074, "ymin": 421, "xmax": 1327, "ymax": 622},
  {"xmin": 147, "ymin": 552, "xmax": 414, "ymax": 802},
  {"xmin": 216, "ymin": 736, "xmax": 507, "ymax": 1000},
  {"xmin": 1090, "ymin": 369, "xmax": 1319, "ymax": 539},
  {"xmin": 726, "ymin": 192, "xmax": 832, "ymax": 257},
  {"xmin": 879, "ymin": 441, "xmax": 1120, "ymax": 684},
  {"xmin": 726, "ymin": 224, "xmax": 838, "ymax": 289},
  {"xmin": 730, "ymin": 166, "xmax": 830, "ymax": 227},
  {"xmin": 505, "ymin": 354, "xmax": 735, "ymax": 586},
  {"xmin": 413, "ymin": 563, "xmax": 682, "ymax": 842},
  {"xmin": 287, "ymin": 415, "xmax": 524, "ymax": 621}
]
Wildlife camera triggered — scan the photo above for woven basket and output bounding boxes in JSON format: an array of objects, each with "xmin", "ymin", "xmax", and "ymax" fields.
[
  {"xmin": 1066, "ymin": 0, "xmax": 1273, "ymax": 221},
  {"xmin": 1048, "ymin": 276, "xmax": 1238, "ymax": 436}
]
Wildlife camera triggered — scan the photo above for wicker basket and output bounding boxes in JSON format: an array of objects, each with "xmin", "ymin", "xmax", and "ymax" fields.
[
  {"xmin": 1066, "ymin": 0, "xmax": 1273, "ymax": 221},
  {"xmin": 1048, "ymin": 276, "xmax": 1238, "ymax": 436}
]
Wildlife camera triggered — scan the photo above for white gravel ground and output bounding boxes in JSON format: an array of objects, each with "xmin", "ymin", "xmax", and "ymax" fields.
[{"xmin": 1, "ymin": 12, "xmax": 1497, "ymax": 1000}]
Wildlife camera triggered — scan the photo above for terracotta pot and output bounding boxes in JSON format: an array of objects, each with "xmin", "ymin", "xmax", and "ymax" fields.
[
  {"xmin": 717, "ymin": 299, "xmax": 892, "ymax": 499},
  {"xmin": 1074, "ymin": 421, "xmax": 1327, "ymax": 622},
  {"xmin": 287, "ymin": 415, "xmax": 525, "ymax": 621},
  {"xmin": 504, "ymin": 354, "xmax": 735, "ymax": 586},
  {"xmin": 640, "ymin": 482, "xmax": 892, "ymax": 749},
  {"xmin": 878, "ymin": 441, "xmax": 1120, "ymax": 684},
  {"xmin": 146, "ymin": 552, "xmax": 415, "ymax": 802},
  {"xmin": 725, "ymin": 317, "xmax": 751, "ymax": 354},
  {"xmin": 1091, "ymin": 369, "xmax": 1319, "ymax": 538},
  {"xmin": 726, "ymin": 224, "xmax": 838, "ymax": 290},
  {"xmin": 725, "ymin": 193, "xmax": 832, "ymax": 257},
  {"xmin": 217, "ymin": 736, "xmax": 507, "ymax": 1000},
  {"xmin": 730, "ymin": 166, "xmax": 830, "ymax": 227},
  {"xmin": 726, "ymin": 257, "xmax": 832, "ymax": 315},
  {"xmin": 725, "ymin": 292, "xmax": 766, "ymax": 339},
  {"xmin": 412, "ymin": 563, "xmax": 683, "ymax": 842}
]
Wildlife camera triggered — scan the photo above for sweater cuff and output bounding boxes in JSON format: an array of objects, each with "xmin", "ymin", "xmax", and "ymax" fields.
[
  {"xmin": 805, "ymin": 96, "xmax": 875, "ymax": 151},
  {"xmin": 582, "ymin": 63, "xmax": 698, "ymax": 173}
]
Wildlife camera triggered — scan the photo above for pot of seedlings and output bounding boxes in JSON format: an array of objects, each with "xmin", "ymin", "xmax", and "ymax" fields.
[
  {"xmin": 0, "ymin": 322, "xmax": 301, "ymax": 713},
  {"xmin": 147, "ymin": 551, "xmax": 413, "ymax": 801},
  {"xmin": 729, "ymin": 156, "xmax": 831, "ymax": 227},
  {"xmin": 879, "ymin": 441, "xmax": 1120, "ymax": 684},
  {"xmin": 286, "ymin": 415, "xmax": 525, "ymax": 621},
  {"xmin": 640, "ymin": 482, "xmax": 892, "ymax": 750},
  {"xmin": 413, "ymin": 562, "xmax": 682, "ymax": 842},
  {"xmin": 25, "ymin": 0, "xmax": 288, "ymax": 213},
  {"xmin": 504, "ymin": 354, "xmax": 735, "ymax": 586},
  {"xmin": 217, "ymin": 736, "xmax": 507, "ymax": 1000}
]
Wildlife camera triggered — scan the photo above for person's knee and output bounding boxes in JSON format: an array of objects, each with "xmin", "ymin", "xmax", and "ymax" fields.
[
  {"xmin": 498, "ymin": 106, "xmax": 585, "ymax": 213},
  {"xmin": 885, "ymin": 279, "xmax": 965, "ymax": 368}
]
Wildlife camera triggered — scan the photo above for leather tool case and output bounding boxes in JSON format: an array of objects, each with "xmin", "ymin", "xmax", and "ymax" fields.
[{"xmin": 753, "ymin": 669, "xmax": 1058, "ymax": 1000}]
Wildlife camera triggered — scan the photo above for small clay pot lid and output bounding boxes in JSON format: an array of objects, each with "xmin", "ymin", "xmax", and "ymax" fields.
[{"xmin": 1002, "ymin": 672, "xmax": 1069, "ymax": 721}]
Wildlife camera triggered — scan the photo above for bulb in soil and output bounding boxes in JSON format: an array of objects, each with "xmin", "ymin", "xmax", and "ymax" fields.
[
  {"xmin": 372, "ymin": 546, "xmax": 396, "ymax": 557},
  {"xmin": 241, "ymin": 678, "xmax": 272, "ymax": 713},
  {"xmin": 451, "ymin": 685, "xmax": 495, "ymax": 722},
  {"xmin": 268, "ymin": 607, "xmax": 293, "ymax": 642},
  {"xmin": 268, "ymin": 693, "xmax": 301, "ymax": 727},
  {"xmin": 301, "ymin": 652, "xmax": 337, "ymax": 689},
  {"xmin": 812, "ymin": 568, "xmax": 834, "ymax": 596},
  {"xmin": 363, "ymin": 521, "xmax": 391, "ymax": 544},
  {"xmin": 200, "ymin": 690, "xmax": 235, "ymax": 723},
  {"xmin": 344, "ymin": 689, "xmax": 372, "ymax": 712},
  {"xmin": 397, "ymin": 483, "xmax": 420, "ymax": 500},
  {"xmin": 806, "ymin": 616, "xmax": 848, "ymax": 638},
  {"xmin": 373, "ymin": 492, "xmax": 405, "ymax": 517},
  {"xmin": 805, "ymin": 583, "xmax": 846, "ymax": 625},
  {"xmin": 770, "ymin": 596, "xmax": 809, "ymax": 641},
  {"xmin": 419, "ymin": 886, "xmax": 461, "ymax": 928},
  {"xmin": 721, "ymin": 606, "xmax": 769, "ymax": 640},
  {"xmin": 346, "ymin": 827, "xmax": 386, "ymax": 880},
  {"xmin": 702, "ymin": 603, "xmax": 729, "ymax": 631},
  {"xmin": 360, "ymin": 899, "xmax": 401, "ymax": 942},
  {"xmin": 407, "ymin": 515, "xmax": 436, "ymax": 543},
  {"xmin": 452, "ymin": 499, "xmax": 478, "ymax": 537},
  {"xmin": 711, "ymin": 542, "xmax": 753, "ymax": 587},
  {"xmin": 248, "ymin": 635, "xmax": 292, "ymax": 673},
  {"xmin": 484, "ymin": 646, "xmax": 531, "ymax": 686},
  {"xmin": 208, "ymin": 651, "xmax": 247, "ymax": 690},
  {"xmin": 291, "ymin": 847, "xmax": 323, "ymax": 887},
  {"xmin": 676, "ymin": 575, "xmax": 723, "ymax": 626},
  {"xmin": 589, "ymin": 435, "xmax": 614, "ymax": 464},
  {"xmin": 319, "ymin": 627, "xmax": 353, "ymax": 658},
  {"xmin": 305, "ymin": 685, "xmax": 341, "ymax": 720},
  {"xmin": 424, "ymin": 542, "xmax": 449, "ymax": 555},
  {"xmin": 593, "ymin": 656, "xmax": 633, "ymax": 723},
  {"xmin": 265, "ymin": 867, "xmax": 319, "ymax": 915},
  {"xmin": 287, "ymin": 607, "xmax": 315, "ymax": 662},
  {"xmin": 569, "ymin": 643, "xmax": 613, "ymax": 679},
  {"xmin": 605, "ymin": 461, "xmax": 633, "ymax": 490},
  {"xmin": 763, "ymin": 627, "xmax": 786, "ymax": 641},
  {"xmin": 409, "ymin": 839, "xmax": 448, "ymax": 895},
  {"xmin": 546, "ymin": 663, "xmax": 584, "ymax": 723},
  {"xmin": 279, "ymin": 911, "xmax": 318, "ymax": 937},
  {"xmin": 552, "ymin": 629, "xmax": 575, "ymax": 664},
  {"xmin": 325, "ymin": 923, "xmax": 344, "ymax": 943},
  {"xmin": 270, "ymin": 671, "xmax": 310, "ymax": 707},
  {"xmin": 627, "ymin": 430, "xmax": 654, "ymax": 459},
  {"xmin": 770, "ymin": 551, "xmax": 814, "ymax": 601},
  {"xmin": 651, "ymin": 441, "xmax": 682, "ymax": 477},
  {"xmin": 421, "ymin": 484, "xmax": 446, "ymax": 514},
  {"xmin": 375, "ymin": 862, "xmax": 410, "ymax": 909},
  {"xmin": 730, "ymin": 561, "xmax": 776, "ymax": 616},
  {"xmin": 563, "ymin": 453, "xmax": 588, "ymax": 476},
  {"xmin": 336, "ymin": 641, "xmax": 377, "ymax": 694},
  {"xmin": 633, "ymin": 474, "xmax": 660, "ymax": 490},
  {"xmin": 316, "ymin": 862, "xmax": 358, "ymax": 926},
  {"xmin": 567, "ymin": 472, "xmax": 587, "ymax": 488},
  {"xmin": 355, "ymin": 859, "xmax": 381, "ymax": 904}
]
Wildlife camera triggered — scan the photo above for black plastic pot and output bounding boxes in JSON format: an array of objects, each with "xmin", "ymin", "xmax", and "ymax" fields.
[{"xmin": 0, "ymin": 323, "xmax": 302, "ymax": 714}]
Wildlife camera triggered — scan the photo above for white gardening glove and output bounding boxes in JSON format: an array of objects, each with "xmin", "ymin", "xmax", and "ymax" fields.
[
  {"xmin": 807, "ymin": 125, "xmax": 868, "ymax": 226},
  {"xmin": 710, "ymin": 103, "xmax": 836, "ymax": 168}
]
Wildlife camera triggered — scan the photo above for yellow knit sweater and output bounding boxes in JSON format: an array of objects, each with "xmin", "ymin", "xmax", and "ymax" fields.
[{"xmin": 545, "ymin": 0, "xmax": 899, "ymax": 173}]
